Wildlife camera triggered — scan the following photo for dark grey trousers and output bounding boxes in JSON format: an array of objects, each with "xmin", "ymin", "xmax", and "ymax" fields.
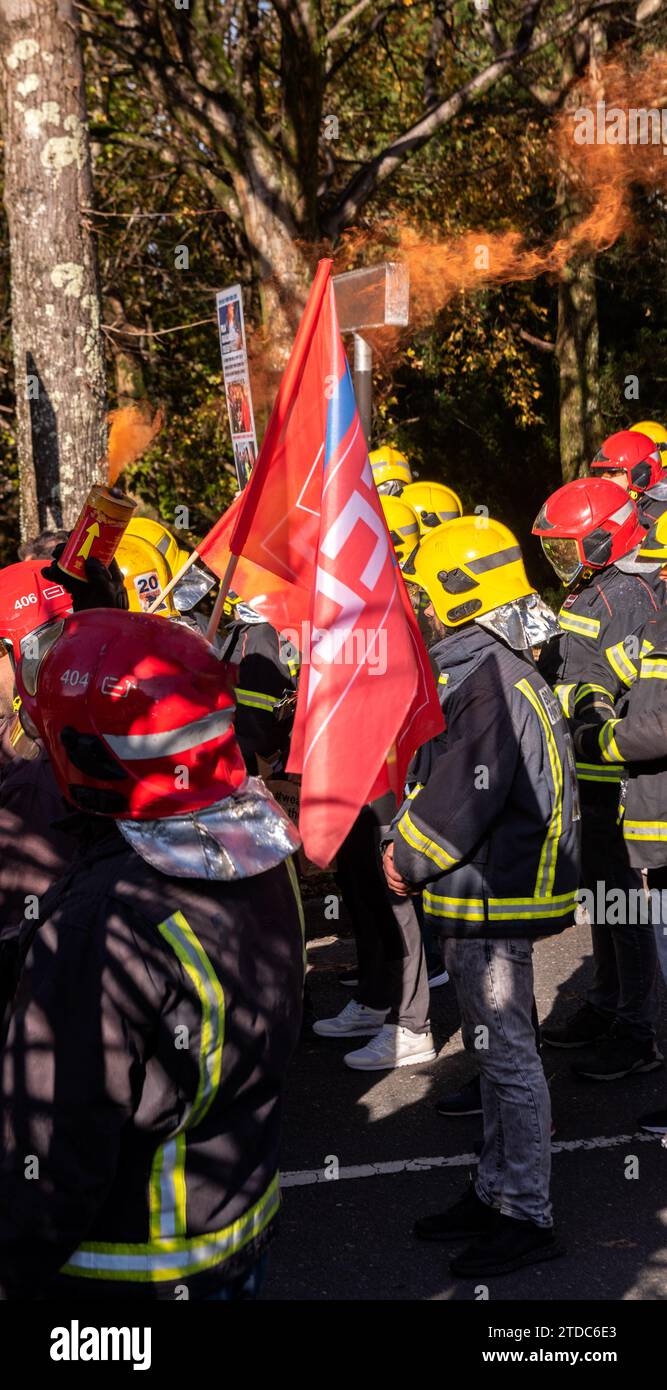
[{"xmin": 335, "ymin": 794, "xmax": 430, "ymax": 1033}]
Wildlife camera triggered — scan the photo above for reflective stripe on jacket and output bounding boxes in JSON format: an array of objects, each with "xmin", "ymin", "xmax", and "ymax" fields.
[
  {"xmin": 0, "ymin": 826, "xmax": 304, "ymax": 1299},
  {"xmin": 393, "ymin": 626, "xmax": 581, "ymax": 939}
]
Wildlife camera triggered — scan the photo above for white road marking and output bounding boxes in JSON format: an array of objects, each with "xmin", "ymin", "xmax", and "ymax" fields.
[{"xmin": 281, "ymin": 1131, "xmax": 663, "ymax": 1188}]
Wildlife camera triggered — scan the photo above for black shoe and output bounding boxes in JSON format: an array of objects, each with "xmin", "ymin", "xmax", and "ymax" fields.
[
  {"xmin": 338, "ymin": 968, "xmax": 359, "ymax": 988},
  {"xmin": 572, "ymin": 1025, "xmax": 664, "ymax": 1082},
  {"xmin": 637, "ymin": 1103, "xmax": 667, "ymax": 1133},
  {"xmin": 541, "ymin": 1002, "xmax": 613, "ymax": 1049},
  {"xmin": 435, "ymin": 1075, "xmax": 482, "ymax": 1117},
  {"xmin": 450, "ymin": 1214, "xmax": 564, "ymax": 1278},
  {"xmin": 414, "ymin": 1184, "xmax": 501, "ymax": 1242}
]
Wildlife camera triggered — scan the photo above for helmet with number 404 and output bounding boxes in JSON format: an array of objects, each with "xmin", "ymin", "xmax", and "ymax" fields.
[
  {"xmin": 16, "ymin": 609, "xmax": 246, "ymax": 819},
  {"xmin": 0, "ymin": 559, "xmax": 73, "ymax": 663}
]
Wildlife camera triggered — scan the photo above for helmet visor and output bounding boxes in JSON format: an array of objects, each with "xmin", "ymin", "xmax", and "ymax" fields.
[{"xmin": 541, "ymin": 536, "xmax": 582, "ymax": 585}]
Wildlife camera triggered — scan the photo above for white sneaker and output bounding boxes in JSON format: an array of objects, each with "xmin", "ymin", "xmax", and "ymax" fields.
[
  {"xmin": 344, "ymin": 1023, "xmax": 437, "ymax": 1071},
  {"xmin": 313, "ymin": 1000, "xmax": 389, "ymax": 1038}
]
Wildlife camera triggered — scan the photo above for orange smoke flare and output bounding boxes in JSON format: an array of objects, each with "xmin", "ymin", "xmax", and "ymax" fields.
[
  {"xmin": 107, "ymin": 403, "xmax": 164, "ymax": 486},
  {"xmin": 335, "ymin": 51, "xmax": 667, "ymax": 325}
]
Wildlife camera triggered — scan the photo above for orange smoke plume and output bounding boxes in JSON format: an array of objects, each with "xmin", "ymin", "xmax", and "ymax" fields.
[
  {"xmin": 335, "ymin": 51, "xmax": 667, "ymax": 325},
  {"xmin": 107, "ymin": 403, "xmax": 164, "ymax": 485}
]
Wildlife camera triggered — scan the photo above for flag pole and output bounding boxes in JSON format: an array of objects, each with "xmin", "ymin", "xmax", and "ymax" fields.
[
  {"xmin": 145, "ymin": 547, "xmax": 201, "ymax": 613},
  {"xmin": 205, "ymin": 553, "xmax": 238, "ymax": 642}
]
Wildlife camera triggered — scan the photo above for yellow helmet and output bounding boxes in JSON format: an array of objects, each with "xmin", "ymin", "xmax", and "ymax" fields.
[
  {"xmin": 380, "ymin": 496, "xmax": 420, "ymax": 568},
  {"xmin": 115, "ymin": 533, "xmax": 177, "ymax": 616},
  {"xmin": 639, "ymin": 512, "xmax": 667, "ymax": 563},
  {"xmin": 126, "ymin": 516, "xmax": 189, "ymax": 575},
  {"xmin": 369, "ymin": 445, "xmax": 412, "ymax": 493},
  {"xmin": 401, "ymin": 481, "xmax": 463, "ymax": 535},
  {"xmin": 631, "ymin": 421, "xmax": 667, "ymax": 458},
  {"xmin": 126, "ymin": 516, "xmax": 215, "ymax": 612},
  {"xmin": 406, "ymin": 516, "xmax": 534, "ymax": 627}
]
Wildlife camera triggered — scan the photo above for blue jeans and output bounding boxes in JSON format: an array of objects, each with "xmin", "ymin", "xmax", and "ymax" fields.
[
  {"xmin": 205, "ymin": 1255, "xmax": 268, "ymax": 1301},
  {"xmin": 446, "ymin": 936, "xmax": 553, "ymax": 1228}
]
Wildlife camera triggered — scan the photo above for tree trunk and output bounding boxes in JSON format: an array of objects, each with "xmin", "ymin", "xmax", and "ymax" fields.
[
  {"xmin": 555, "ymin": 23, "xmax": 605, "ymax": 482},
  {"xmin": 0, "ymin": 0, "xmax": 106, "ymax": 539},
  {"xmin": 556, "ymin": 254, "xmax": 601, "ymax": 481}
]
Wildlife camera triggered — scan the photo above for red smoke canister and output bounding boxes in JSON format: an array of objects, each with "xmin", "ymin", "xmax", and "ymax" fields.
[{"xmin": 58, "ymin": 486, "xmax": 137, "ymax": 580}]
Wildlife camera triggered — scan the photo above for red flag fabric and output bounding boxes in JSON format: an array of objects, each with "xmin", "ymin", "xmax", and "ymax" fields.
[{"xmin": 200, "ymin": 259, "xmax": 443, "ymax": 865}]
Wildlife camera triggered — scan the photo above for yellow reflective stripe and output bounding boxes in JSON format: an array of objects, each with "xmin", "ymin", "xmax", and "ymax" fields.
[
  {"xmin": 558, "ymin": 611, "xmax": 600, "ymax": 638},
  {"xmin": 641, "ymin": 638, "xmax": 655, "ymax": 657},
  {"xmin": 156, "ymin": 912, "xmax": 224, "ymax": 1128},
  {"xmin": 437, "ymin": 672, "xmax": 448, "ymax": 686},
  {"xmin": 555, "ymin": 683, "xmax": 576, "ymax": 717},
  {"xmin": 573, "ymin": 683, "xmax": 613, "ymax": 707},
  {"xmin": 285, "ymin": 855, "xmax": 306, "ymax": 972},
  {"xmin": 624, "ymin": 820, "xmax": 667, "ymax": 842},
  {"xmin": 405, "ymin": 782, "xmax": 424, "ymax": 801},
  {"xmin": 423, "ymin": 892, "xmax": 485, "ymax": 921},
  {"xmin": 575, "ymin": 762, "xmax": 623, "ymax": 782},
  {"xmin": 515, "ymin": 678, "xmax": 562, "ymax": 900},
  {"xmin": 605, "ymin": 641, "xmax": 637, "ymax": 688},
  {"xmin": 599, "ymin": 720, "xmax": 624, "ymax": 764},
  {"xmin": 423, "ymin": 891, "xmax": 577, "ymax": 921},
  {"xmin": 397, "ymin": 808, "xmax": 458, "ymax": 872},
  {"xmin": 488, "ymin": 893, "xmax": 578, "ymax": 920},
  {"xmin": 62, "ymin": 1173, "xmax": 281, "ymax": 1283},
  {"xmin": 149, "ymin": 1133, "xmax": 187, "ymax": 1242},
  {"xmin": 235, "ymin": 688, "xmax": 280, "ymax": 711},
  {"xmin": 639, "ymin": 657, "xmax": 667, "ymax": 680}
]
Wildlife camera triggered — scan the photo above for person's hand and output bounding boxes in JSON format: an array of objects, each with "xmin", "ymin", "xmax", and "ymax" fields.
[
  {"xmin": 383, "ymin": 841, "xmax": 412, "ymax": 897},
  {"xmin": 42, "ymin": 546, "xmax": 129, "ymax": 612}
]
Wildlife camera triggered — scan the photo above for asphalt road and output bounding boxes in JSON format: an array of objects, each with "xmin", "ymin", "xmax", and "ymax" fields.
[{"xmin": 264, "ymin": 911, "xmax": 667, "ymax": 1302}]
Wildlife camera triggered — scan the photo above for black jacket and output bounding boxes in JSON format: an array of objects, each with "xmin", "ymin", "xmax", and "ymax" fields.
[
  {"xmin": 0, "ymin": 823, "xmax": 304, "ymax": 1300},
  {"xmin": 575, "ymin": 606, "xmax": 667, "ymax": 869},
  {"xmin": 393, "ymin": 626, "xmax": 581, "ymax": 939},
  {"xmin": 538, "ymin": 563, "xmax": 660, "ymax": 795},
  {"xmin": 220, "ymin": 620, "xmax": 298, "ymax": 771}
]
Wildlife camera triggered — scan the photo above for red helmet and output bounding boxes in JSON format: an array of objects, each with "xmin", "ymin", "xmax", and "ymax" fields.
[
  {"xmin": 16, "ymin": 609, "xmax": 246, "ymax": 819},
  {"xmin": 589, "ymin": 430, "xmax": 663, "ymax": 495},
  {"xmin": 532, "ymin": 477, "xmax": 646, "ymax": 585},
  {"xmin": 0, "ymin": 560, "xmax": 72, "ymax": 663}
]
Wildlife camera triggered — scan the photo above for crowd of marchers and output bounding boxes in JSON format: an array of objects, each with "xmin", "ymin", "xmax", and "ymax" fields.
[{"xmin": 0, "ymin": 424, "xmax": 667, "ymax": 1297}]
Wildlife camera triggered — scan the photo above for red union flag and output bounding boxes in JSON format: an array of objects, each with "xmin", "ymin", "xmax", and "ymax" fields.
[{"xmin": 199, "ymin": 259, "xmax": 443, "ymax": 865}]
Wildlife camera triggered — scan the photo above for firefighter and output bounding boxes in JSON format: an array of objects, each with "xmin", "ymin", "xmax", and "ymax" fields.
[
  {"xmin": 533, "ymin": 477, "xmax": 662, "ymax": 1076},
  {"xmin": 124, "ymin": 516, "xmax": 216, "ymax": 614},
  {"xmin": 0, "ymin": 609, "xmax": 304, "ymax": 1301},
  {"xmin": 401, "ymin": 480, "xmax": 463, "ymax": 535},
  {"xmin": 384, "ymin": 516, "xmax": 580, "ymax": 1277},
  {"xmin": 218, "ymin": 594, "xmax": 298, "ymax": 775},
  {"xmin": 0, "ymin": 559, "xmax": 74, "ymax": 770},
  {"xmin": 572, "ymin": 514, "xmax": 667, "ymax": 1130},
  {"xmin": 116, "ymin": 531, "xmax": 178, "ymax": 615},
  {"xmin": 631, "ymin": 419, "xmax": 667, "ymax": 461},
  {"xmin": 379, "ymin": 495, "xmax": 420, "ymax": 569},
  {"xmin": 369, "ymin": 444, "xmax": 412, "ymax": 496},
  {"xmin": 589, "ymin": 429, "xmax": 667, "ymax": 529}
]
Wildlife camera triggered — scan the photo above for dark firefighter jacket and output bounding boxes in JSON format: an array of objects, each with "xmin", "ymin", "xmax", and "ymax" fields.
[
  {"xmin": 0, "ymin": 749, "xmax": 76, "ymax": 931},
  {"xmin": 0, "ymin": 821, "xmax": 304, "ymax": 1301},
  {"xmin": 575, "ymin": 605, "xmax": 667, "ymax": 869},
  {"xmin": 392, "ymin": 625, "xmax": 581, "ymax": 939},
  {"xmin": 638, "ymin": 479, "xmax": 667, "ymax": 528},
  {"xmin": 537, "ymin": 563, "xmax": 660, "ymax": 796},
  {"xmin": 220, "ymin": 620, "xmax": 298, "ymax": 772}
]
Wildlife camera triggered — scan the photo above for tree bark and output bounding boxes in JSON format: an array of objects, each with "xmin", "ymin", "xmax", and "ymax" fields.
[
  {"xmin": 555, "ymin": 21, "xmax": 606, "ymax": 482},
  {"xmin": 556, "ymin": 256, "xmax": 601, "ymax": 481},
  {"xmin": 0, "ymin": 0, "xmax": 106, "ymax": 538}
]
